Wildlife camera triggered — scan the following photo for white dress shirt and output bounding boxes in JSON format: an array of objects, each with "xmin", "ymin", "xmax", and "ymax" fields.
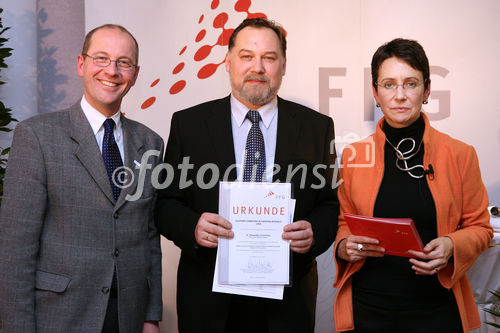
[{"xmin": 80, "ymin": 96, "xmax": 125, "ymax": 164}]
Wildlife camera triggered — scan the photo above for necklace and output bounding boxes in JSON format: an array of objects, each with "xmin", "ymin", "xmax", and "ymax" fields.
[{"xmin": 385, "ymin": 137, "xmax": 425, "ymax": 179}]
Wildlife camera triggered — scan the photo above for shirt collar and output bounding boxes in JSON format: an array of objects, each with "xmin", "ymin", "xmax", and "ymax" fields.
[
  {"xmin": 230, "ymin": 94, "xmax": 278, "ymax": 129},
  {"xmin": 80, "ymin": 96, "xmax": 122, "ymax": 135}
]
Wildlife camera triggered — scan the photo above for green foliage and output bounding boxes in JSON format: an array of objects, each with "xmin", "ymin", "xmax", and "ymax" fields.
[
  {"xmin": 484, "ymin": 289, "xmax": 500, "ymax": 329},
  {"xmin": 0, "ymin": 8, "xmax": 16, "ymax": 204}
]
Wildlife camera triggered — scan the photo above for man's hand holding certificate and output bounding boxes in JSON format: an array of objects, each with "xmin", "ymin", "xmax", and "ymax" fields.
[{"xmin": 213, "ymin": 182, "xmax": 294, "ymax": 299}]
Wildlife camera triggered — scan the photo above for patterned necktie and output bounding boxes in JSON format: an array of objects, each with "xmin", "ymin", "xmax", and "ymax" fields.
[
  {"xmin": 243, "ymin": 110, "xmax": 266, "ymax": 182},
  {"xmin": 102, "ymin": 118, "xmax": 123, "ymax": 201}
]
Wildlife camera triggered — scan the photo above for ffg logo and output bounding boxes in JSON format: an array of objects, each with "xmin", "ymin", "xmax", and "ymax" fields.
[{"xmin": 319, "ymin": 65, "xmax": 451, "ymax": 121}]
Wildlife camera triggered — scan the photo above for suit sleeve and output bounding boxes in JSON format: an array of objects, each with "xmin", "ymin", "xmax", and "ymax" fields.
[
  {"xmin": 0, "ymin": 122, "xmax": 47, "ymax": 332},
  {"xmin": 305, "ymin": 116, "xmax": 340, "ymax": 258},
  {"xmin": 145, "ymin": 140, "xmax": 164, "ymax": 321},
  {"xmin": 155, "ymin": 113, "xmax": 201, "ymax": 259}
]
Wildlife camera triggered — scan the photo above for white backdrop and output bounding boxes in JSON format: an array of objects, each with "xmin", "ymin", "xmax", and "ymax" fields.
[{"xmin": 85, "ymin": 1, "xmax": 500, "ymax": 332}]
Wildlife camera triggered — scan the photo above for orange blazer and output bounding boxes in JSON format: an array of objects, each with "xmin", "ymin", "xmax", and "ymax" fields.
[{"xmin": 333, "ymin": 113, "xmax": 493, "ymax": 332}]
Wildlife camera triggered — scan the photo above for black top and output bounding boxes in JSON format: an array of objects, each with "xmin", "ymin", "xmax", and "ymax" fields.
[{"xmin": 352, "ymin": 115, "xmax": 454, "ymax": 309}]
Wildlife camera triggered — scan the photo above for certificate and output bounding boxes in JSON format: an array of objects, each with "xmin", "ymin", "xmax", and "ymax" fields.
[
  {"xmin": 212, "ymin": 198, "xmax": 295, "ymax": 300},
  {"xmin": 217, "ymin": 182, "xmax": 291, "ymax": 285},
  {"xmin": 212, "ymin": 255, "xmax": 285, "ymax": 300}
]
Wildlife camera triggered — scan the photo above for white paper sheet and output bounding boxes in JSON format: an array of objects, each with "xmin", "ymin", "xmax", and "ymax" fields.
[
  {"xmin": 212, "ymin": 182, "xmax": 295, "ymax": 300},
  {"xmin": 217, "ymin": 182, "xmax": 291, "ymax": 285}
]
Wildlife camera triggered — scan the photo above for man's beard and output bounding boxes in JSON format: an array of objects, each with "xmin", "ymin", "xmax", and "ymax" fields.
[{"xmin": 235, "ymin": 74, "xmax": 279, "ymax": 107}]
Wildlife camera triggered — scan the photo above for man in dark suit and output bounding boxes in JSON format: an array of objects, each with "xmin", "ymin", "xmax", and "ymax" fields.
[
  {"xmin": 0, "ymin": 24, "xmax": 163, "ymax": 333},
  {"xmin": 156, "ymin": 18, "xmax": 338, "ymax": 333}
]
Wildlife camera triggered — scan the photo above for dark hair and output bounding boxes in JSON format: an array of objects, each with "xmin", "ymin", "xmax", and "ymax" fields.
[
  {"xmin": 371, "ymin": 38, "xmax": 429, "ymax": 91},
  {"xmin": 82, "ymin": 24, "xmax": 139, "ymax": 64},
  {"xmin": 228, "ymin": 18, "xmax": 287, "ymax": 57}
]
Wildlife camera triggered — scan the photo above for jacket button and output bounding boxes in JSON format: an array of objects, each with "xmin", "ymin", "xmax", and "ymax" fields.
[
  {"xmin": 101, "ymin": 287, "xmax": 110, "ymax": 294},
  {"xmin": 113, "ymin": 212, "xmax": 119, "ymax": 219},
  {"xmin": 114, "ymin": 249, "xmax": 120, "ymax": 257}
]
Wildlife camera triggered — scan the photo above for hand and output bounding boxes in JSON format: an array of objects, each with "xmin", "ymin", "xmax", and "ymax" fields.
[
  {"xmin": 336, "ymin": 235, "xmax": 385, "ymax": 263},
  {"xmin": 194, "ymin": 212, "xmax": 234, "ymax": 248},
  {"xmin": 142, "ymin": 321, "xmax": 160, "ymax": 333},
  {"xmin": 282, "ymin": 220, "xmax": 315, "ymax": 253},
  {"xmin": 408, "ymin": 236, "xmax": 453, "ymax": 275}
]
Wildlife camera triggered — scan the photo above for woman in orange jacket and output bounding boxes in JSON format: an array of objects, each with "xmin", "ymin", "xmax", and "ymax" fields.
[{"xmin": 333, "ymin": 38, "xmax": 493, "ymax": 332}]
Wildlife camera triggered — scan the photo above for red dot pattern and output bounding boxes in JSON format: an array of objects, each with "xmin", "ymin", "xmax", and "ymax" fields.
[{"xmin": 141, "ymin": 0, "xmax": 270, "ymax": 109}]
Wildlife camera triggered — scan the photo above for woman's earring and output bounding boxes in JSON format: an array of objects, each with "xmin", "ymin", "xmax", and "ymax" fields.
[
  {"xmin": 376, "ymin": 103, "xmax": 380, "ymax": 107},
  {"xmin": 423, "ymin": 100, "xmax": 428, "ymax": 104}
]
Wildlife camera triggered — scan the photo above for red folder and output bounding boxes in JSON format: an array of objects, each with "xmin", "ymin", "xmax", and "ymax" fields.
[{"xmin": 344, "ymin": 213, "xmax": 424, "ymax": 257}]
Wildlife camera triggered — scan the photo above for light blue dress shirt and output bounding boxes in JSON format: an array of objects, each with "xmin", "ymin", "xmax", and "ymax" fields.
[{"xmin": 230, "ymin": 94, "xmax": 278, "ymax": 182}]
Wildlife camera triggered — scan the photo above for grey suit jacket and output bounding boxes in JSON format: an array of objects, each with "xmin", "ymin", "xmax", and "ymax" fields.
[{"xmin": 0, "ymin": 102, "xmax": 163, "ymax": 333}]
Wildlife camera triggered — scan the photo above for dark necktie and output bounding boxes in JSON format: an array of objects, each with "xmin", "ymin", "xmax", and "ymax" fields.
[
  {"xmin": 102, "ymin": 118, "xmax": 123, "ymax": 202},
  {"xmin": 102, "ymin": 119, "xmax": 123, "ymax": 293},
  {"xmin": 243, "ymin": 110, "xmax": 266, "ymax": 182}
]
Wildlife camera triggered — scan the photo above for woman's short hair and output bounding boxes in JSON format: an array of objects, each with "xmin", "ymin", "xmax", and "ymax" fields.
[{"xmin": 371, "ymin": 38, "xmax": 430, "ymax": 91}]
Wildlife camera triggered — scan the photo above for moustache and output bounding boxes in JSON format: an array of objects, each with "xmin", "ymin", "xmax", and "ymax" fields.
[{"xmin": 244, "ymin": 75, "xmax": 270, "ymax": 83}]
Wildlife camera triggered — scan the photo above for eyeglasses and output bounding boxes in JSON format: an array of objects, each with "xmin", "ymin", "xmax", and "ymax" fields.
[
  {"xmin": 375, "ymin": 79, "xmax": 424, "ymax": 92},
  {"xmin": 83, "ymin": 54, "xmax": 136, "ymax": 71}
]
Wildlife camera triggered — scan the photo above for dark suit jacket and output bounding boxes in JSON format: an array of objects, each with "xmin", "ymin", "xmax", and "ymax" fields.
[
  {"xmin": 0, "ymin": 103, "xmax": 163, "ymax": 333},
  {"xmin": 156, "ymin": 95, "xmax": 339, "ymax": 332}
]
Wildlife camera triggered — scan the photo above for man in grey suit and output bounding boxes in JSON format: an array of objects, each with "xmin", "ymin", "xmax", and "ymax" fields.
[{"xmin": 0, "ymin": 24, "xmax": 163, "ymax": 333}]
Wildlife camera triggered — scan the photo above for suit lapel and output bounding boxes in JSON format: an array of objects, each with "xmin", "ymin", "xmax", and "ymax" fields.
[
  {"xmin": 70, "ymin": 103, "xmax": 115, "ymax": 204},
  {"xmin": 205, "ymin": 96, "xmax": 238, "ymax": 181},
  {"xmin": 115, "ymin": 116, "xmax": 144, "ymax": 209},
  {"xmin": 274, "ymin": 97, "xmax": 300, "ymax": 181}
]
